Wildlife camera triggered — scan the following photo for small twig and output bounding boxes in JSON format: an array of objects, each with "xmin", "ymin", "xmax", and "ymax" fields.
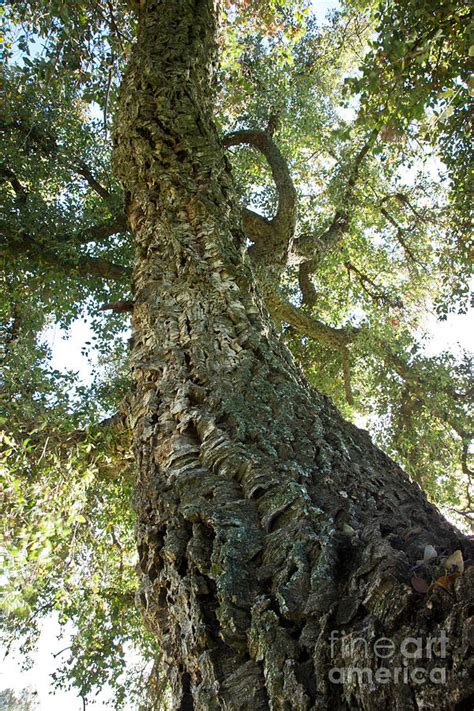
[
  {"xmin": 52, "ymin": 645, "xmax": 72, "ymax": 659},
  {"xmin": 342, "ymin": 347, "xmax": 355, "ymax": 406},
  {"xmin": 100, "ymin": 299, "xmax": 134, "ymax": 313},
  {"xmin": 103, "ymin": 66, "xmax": 113, "ymax": 137},
  {"xmin": 37, "ymin": 436, "xmax": 50, "ymax": 464},
  {"xmin": 345, "ymin": 260, "xmax": 403, "ymax": 309}
]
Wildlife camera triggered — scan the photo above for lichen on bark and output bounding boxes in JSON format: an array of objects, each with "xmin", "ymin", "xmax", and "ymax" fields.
[{"xmin": 113, "ymin": 1, "xmax": 474, "ymax": 708}]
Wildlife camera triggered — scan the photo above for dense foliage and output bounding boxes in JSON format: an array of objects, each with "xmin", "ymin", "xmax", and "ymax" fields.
[{"xmin": 1, "ymin": 0, "xmax": 472, "ymax": 706}]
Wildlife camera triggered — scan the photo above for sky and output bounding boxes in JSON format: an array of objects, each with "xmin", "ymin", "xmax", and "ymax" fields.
[
  {"xmin": 0, "ymin": 616, "xmax": 113, "ymax": 710},
  {"xmin": 2, "ymin": 0, "xmax": 473, "ymax": 708}
]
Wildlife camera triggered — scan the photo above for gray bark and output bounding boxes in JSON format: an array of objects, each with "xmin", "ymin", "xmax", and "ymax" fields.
[{"xmin": 113, "ymin": 2, "xmax": 474, "ymax": 708}]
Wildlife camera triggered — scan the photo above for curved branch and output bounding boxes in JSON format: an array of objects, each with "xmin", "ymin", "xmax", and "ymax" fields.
[
  {"xmin": 241, "ymin": 207, "xmax": 274, "ymax": 245},
  {"xmin": 266, "ymin": 292, "xmax": 354, "ymax": 349},
  {"xmin": 223, "ymin": 129, "xmax": 297, "ymax": 266},
  {"xmin": 298, "ymin": 260, "xmax": 318, "ymax": 308},
  {"xmin": 294, "ymin": 130, "xmax": 378, "ymax": 260},
  {"xmin": 294, "ymin": 211, "xmax": 351, "ymax": 264}
]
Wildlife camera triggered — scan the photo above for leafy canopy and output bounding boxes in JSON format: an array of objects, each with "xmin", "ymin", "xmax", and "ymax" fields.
[{"xmin": 1, "ymin": 0, "xmax": 472, "ymax": 706}]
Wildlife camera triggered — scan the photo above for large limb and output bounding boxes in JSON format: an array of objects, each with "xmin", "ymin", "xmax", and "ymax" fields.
[
  {"xmin": 268, "ymin": 293, "xmax": 468, "ymax": 438},
  {"xmin": 266, "ymin": 291, "xmax": 354, "ymax": 349},
  {"xmin": 223, "ymin": 129, "xmax": 297, "ymax": 269},
  {"xmin": 1, "ymin": 230, "xmax": 129, "ymax": 281}
]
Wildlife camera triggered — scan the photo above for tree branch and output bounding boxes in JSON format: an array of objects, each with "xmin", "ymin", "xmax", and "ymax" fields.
[
  {"xmin": 292, "ymin": 129, "xmax": 379, "ymax": 303},
  {"xmin": 240, "ymin": 206, "xmax": 275, "ymax": 244},
  {"xmin": 1, "ymin": 164, "xmax": 127, "ymax": 246},
  {"xmin": 60, "ymin": 407, "xmax": 131, "ymax": 447},
  {"xmin": 380, "ymin": 206, "xmax": 419, "ymax": 264},
  {"xmin": 266, "ymin": 292, "xmax": 354, "ymax": 349},
  {"xmin": 294, "ymin": 129, "xmax": 378, "ymax": 261},
  {"xmin": 268, "ymin": 293, "xmax": 468, "ymax": 438},
  {"xmin": 56, "ymin": 213, "xmax": 129, "ymax": 245},
  {"xmin": 345, "ymin": 261, "xmax": 403, "ymax": 309},
  {"xmin": 0, "ymin": 119, "xmax": 114, "ymax": 204},
  {"xmin": 0, "ymin": 166, "xmax": 28, "ymax": 201},
  {"xmin": 223, "ymin": 129, "xmax": 297, "ymax": 267},
  {"xmin": 342, "ymin": 346, "xmax": 355, "ymax": 406},
  {"xmin": 74, "ymin": 162, "xmax": 112, "ymax": 201},
  {"xmin": 1, "ymin": 231, "xmax": 130, "ymax": 281},
  {"xmin": 101, "ymin": 299, "xmax": 134, "ymax": 313},
  {"xmin": 298, "ymin": 260, "xmax": 318, "ymax": 308}
]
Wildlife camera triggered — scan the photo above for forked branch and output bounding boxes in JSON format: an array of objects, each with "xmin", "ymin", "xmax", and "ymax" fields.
[{"xmin": 293, "ymin": 129, "xmax": 379, "ymax": 304}]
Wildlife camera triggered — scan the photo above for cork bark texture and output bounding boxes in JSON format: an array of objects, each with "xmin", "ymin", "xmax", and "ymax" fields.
[{"xmin": 113, "ymin": 2, "xmax": 474, "ymax": 708}]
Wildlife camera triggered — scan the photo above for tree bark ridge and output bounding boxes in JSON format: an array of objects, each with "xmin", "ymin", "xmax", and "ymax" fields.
[{"xmin": 113, "ymin": 2, "xmax": 474, "ymax": 708}]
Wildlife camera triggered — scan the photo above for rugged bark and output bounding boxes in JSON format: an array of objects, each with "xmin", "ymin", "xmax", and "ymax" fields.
[{"xmin": 113, "ymin": 2, "xmax": 474, "ymax": 708}]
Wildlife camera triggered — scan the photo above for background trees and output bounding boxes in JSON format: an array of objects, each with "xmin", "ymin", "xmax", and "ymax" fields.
[
  {"xmin": 0, "ymin": 687, "xmax": 39, "ymax": 710},
  {"xmin": 1, "ymin": 0, "xmax": 472, "ymax": 706}
]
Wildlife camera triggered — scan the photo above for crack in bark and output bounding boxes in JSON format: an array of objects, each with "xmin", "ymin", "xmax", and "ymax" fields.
[{"xmin": 111, "ymin": 2, "xmax": 474, "ymax": 708}]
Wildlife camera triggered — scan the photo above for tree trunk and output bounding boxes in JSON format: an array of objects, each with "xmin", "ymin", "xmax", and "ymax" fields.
[{"xmin": 113, "ymin": 2, "xmax": 473, "ymax": 708}]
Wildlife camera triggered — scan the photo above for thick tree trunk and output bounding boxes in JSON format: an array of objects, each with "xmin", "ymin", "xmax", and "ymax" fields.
[{"xmin": 113, "ymin": 2, "xmax": 473, "ymax": 708}]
